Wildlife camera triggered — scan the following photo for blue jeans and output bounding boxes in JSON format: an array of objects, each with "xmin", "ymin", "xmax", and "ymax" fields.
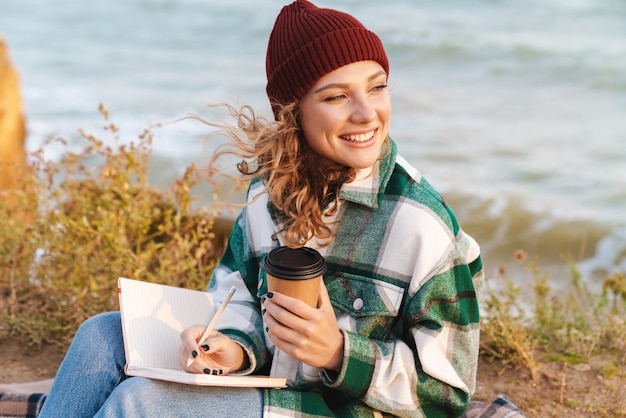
[{"xmin": 39, "ymin": 312, "xmax": 263, "ymax": 417}]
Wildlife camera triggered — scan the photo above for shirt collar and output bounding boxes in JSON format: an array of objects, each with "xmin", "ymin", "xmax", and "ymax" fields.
[{"xmin": 337, "ymin": 139, "xmax": 397, "ymax": 210}]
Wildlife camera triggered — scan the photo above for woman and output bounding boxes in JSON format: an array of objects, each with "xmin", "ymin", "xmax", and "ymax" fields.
[{"xmin": 39, "ymin": 1, "xmax": 483, "ymax": 416}]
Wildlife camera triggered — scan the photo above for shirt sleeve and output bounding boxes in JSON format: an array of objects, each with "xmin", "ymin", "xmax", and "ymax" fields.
[{"xmin": 207, "ymin": 202, "xmax": 272, "ymax": 374}]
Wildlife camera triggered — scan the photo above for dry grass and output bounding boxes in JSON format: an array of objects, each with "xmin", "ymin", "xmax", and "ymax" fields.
[
  {"xmin": 480, "ymin": 251, "xmax": 626, "ymax": 386},
  {"xmin": 0, "ymin": 104, "xmax": 239, "ymax": 348}
]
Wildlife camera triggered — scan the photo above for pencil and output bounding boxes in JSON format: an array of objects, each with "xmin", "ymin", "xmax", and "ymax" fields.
[{"xmin": 186, "ymin": 286, "xmax": 237, "ymax": 368}]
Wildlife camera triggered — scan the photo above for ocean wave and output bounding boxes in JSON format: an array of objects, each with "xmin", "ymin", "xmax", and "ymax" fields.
[{"xmin": 445, "ymin": 191, "xmax": 625, "ymax": 285}]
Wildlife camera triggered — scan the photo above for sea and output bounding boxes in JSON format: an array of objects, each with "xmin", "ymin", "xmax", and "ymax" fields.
[{"xmin": 2, "ymin": 0, "xmax": 625, "ymax": 290}]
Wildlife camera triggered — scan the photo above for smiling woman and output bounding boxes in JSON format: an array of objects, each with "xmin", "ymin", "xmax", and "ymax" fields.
[{"xmin": 37, "ymin": 1, "xmax": 485, "ymax": 417}]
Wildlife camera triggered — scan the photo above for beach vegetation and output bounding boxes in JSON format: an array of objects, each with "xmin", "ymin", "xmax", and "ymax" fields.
[
  {"xmin": 480, "ymin": 251, "xmax": 626, "ymax": 383},
  {"xmin": 0, "ymin": 104, "xmax": 238, "ymax": 348}
]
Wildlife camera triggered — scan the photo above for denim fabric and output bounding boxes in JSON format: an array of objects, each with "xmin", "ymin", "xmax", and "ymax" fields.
[
  {"xmin": 39, "ymin": 312, "xmax": 128, "ymax": 417},
  {"xmin": 95, "ymin": 378, "xmax": 263, "ymax": 417},
  {"xmin": 39, "ymin": 312, "xmax": 263, "ymax": 417}
]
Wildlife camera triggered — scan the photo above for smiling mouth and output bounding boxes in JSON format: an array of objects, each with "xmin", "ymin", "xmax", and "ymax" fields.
[{"xmin": 340, "ymin": 129, "xmax": 376, "ymax": 143}]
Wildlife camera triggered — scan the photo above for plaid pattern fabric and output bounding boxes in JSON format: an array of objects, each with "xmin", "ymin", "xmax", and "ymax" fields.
[
  {"xmin": 209, "ymin": 139, "xmax": 484, "ymax": 417},
  {"xmin": 0, "ymin": 393, "xmax": 46, "ymax": 418}
]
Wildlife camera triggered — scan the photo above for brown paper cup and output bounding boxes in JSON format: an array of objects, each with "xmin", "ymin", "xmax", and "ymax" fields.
[
  {"xmin": 262, "ymin": 247, "xmax": 326, "ymax": 308},
  {"xmin": 265, "ymin": 273, "xmax": 321, "ymax": 308}
]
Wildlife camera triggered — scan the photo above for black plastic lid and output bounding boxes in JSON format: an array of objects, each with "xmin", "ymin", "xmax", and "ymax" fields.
[{"xmin": 262, "ymin": 246, "xmax": 327, "ymax": 280}]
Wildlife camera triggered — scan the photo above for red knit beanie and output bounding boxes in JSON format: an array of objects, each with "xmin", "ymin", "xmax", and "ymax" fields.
[{"xmin": 266, "ymin": 0, "xmax": 389, "ymax": 118}]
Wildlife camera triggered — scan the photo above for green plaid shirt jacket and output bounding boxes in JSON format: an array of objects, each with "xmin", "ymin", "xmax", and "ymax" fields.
[{"xmin": 209, "ymin": 139, "xmax": 483, "ymax": 417}]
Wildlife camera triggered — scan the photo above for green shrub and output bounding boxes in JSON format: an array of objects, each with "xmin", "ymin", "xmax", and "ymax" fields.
[{"xmin": 0, "ymin": 104, "xmax": 236, "ymax": 348}]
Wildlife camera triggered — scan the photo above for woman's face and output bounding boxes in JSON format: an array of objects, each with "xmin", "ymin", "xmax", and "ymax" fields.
[{"xmin": 299, "ymin": 61, "xmax": 391, "ymax": 170}]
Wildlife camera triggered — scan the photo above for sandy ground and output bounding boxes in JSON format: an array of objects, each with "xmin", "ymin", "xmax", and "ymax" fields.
[{"xmin": 1, "ymin": 339, "xmax": 625, "ymax": 417}]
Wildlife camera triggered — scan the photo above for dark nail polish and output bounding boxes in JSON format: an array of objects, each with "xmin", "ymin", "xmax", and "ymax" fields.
[
  {"xmin": 267, "ymin": 292, "xmax": 274, "ymax": 298},
  {"xmin": 265, "ymin": 326, "xmax": 269, "ymax": 333},
  {"xmin": 201, "ymin": 344, "xmax": 210, "ymax": 351},
  {"xmin": 203, "ymin": 368, "xmax": 211, "ymax": 374},
  {"xmin": 261, "ymin": 296, "xmax": 266, "ymax": 303},
  {"xmin": 262, "ymin": 308, "xmax": 266, "ymax": 315},
  {"xmin": 219, "ymin": 369, "xmax": 224, "ymax": 375},
  {"xmin": 191, "ymin": 350, "xmax": 198, "ymax": 358},
  {"xmin": 211, "ymin": 369, "xmax": 219, "ymax": 375}
]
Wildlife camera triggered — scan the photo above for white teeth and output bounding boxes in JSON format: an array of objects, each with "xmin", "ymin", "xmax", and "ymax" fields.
[{"xmin": 340, "ymin": 131, "xmax": 375, "ymax": 143}]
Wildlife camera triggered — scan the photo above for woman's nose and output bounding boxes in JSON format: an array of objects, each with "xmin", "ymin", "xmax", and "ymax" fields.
[{"xmin": 350, "ymin": 95, "xmax": 376, "ymax": 123}]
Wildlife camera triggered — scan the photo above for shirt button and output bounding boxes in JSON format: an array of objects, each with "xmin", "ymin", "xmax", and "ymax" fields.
[{"xmin": 352, "ymin": 298, "xmax": 364, "ymax": 311}]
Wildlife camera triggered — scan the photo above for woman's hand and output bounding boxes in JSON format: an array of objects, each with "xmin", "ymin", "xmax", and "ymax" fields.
[
  {"xmin": 262, "ymin": 281, "xmax": 344, "ymax": 371},
  {"xmin": 179, "ymin": 327, "xmax": 249, "ymax": 375}
]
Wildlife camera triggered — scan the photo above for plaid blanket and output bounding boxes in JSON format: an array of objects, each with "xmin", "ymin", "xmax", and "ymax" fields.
[
  {"xmin": 0, "ymin": 392, "xmax": 524, "ymax": 417},
  {"xmin": 0, "ymin": 393, "xmax": 45, "ymax": 418}
]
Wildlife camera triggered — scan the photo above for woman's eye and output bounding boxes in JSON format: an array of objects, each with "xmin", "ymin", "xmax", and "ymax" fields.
[
  {"xmin": 372, "ymin": 84, "xmax": 388, "ymax": 92},
  {"xmin": 324, "ymin": 94, "xmax": 346, "ymax": 103}
]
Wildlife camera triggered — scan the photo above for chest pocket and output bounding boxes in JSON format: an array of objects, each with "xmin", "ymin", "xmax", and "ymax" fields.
[{"xmin": 326, "ymin": 273, "xmax": 405, "ymax": 341}]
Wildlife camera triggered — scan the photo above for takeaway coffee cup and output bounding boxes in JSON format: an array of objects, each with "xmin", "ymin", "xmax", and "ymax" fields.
[{"xmin": 262, "ymin": 246, "xmax": 327, "ymax": 308}]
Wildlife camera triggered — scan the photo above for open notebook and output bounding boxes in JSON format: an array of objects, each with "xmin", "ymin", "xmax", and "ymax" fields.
[{"xmin": 118, "ymin": 277, "xmax": 286, "ymax": 388}]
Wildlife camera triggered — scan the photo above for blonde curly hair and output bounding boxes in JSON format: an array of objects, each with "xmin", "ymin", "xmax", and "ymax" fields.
[{"xmin": 197, "ymin": 102, "xmax": 386, "ymax": 248}]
